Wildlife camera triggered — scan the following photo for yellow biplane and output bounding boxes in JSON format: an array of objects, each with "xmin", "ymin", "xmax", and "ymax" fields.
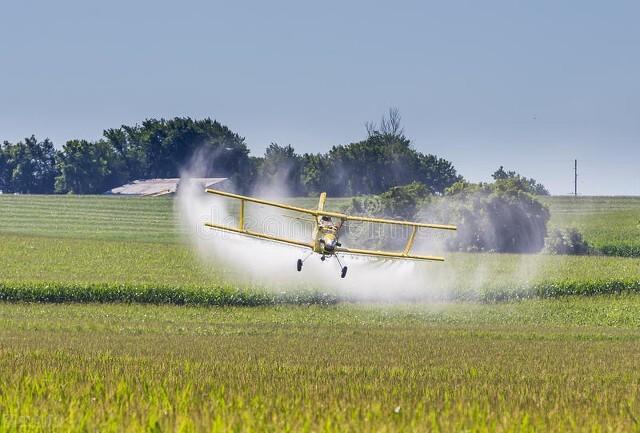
[{"xmin": 204, "ymin": 188, "xmax": 456, "ymax": 278}]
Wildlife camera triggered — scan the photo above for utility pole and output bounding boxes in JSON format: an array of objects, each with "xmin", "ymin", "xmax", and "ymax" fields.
[{"xmin": 574, "ymin": 159, "xmax": 578, "ymax": 197}]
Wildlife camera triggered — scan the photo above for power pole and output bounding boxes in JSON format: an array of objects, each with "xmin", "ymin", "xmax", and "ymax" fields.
[{"xmin": 574, "ymin": 159, "xmax": 578, "ymax": 196}]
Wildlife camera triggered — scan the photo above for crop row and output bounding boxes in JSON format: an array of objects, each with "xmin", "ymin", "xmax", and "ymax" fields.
[
  {"xmin": 0, "ymin": 282, "xmax": 337, "ymax": 306},
  {"xmin": 595, "ymin": 244, "xmax": 640, "ymax": 258},
  {"xmin": 2, "ymin": 279, "xmax": 639, "ymax": 305},
  {"xmin": 469, "ymin": 278, "xmax": 640, "ymax": 302}
]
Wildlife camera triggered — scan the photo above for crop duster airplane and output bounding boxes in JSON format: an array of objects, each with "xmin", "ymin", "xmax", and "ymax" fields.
[{"xmin": 204, "ymin": 188, "xmax": 457, "ymax": 278}]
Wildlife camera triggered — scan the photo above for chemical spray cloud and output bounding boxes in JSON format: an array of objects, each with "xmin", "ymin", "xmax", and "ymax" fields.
[
  {"xmin": 411, "ymin": 190, "xmax": 550, "ymax": 296},
  {"xmin": 176, "ymin": 147, "xmax": 552, "ymax": 302},
  {"xmin": 175, "ymin": 149, "xmax": 461, "ymax": 302}
]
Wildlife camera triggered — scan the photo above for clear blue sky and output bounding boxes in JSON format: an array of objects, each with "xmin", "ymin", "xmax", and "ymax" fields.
[{"xmin": 1, "ymin": 0, "xmax": 638, "ymax": 195}]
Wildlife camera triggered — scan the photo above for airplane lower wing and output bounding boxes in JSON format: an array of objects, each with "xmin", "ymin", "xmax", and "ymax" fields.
[
  {"xmin": 204, "ymin": 222, "xmax": 314, "ymax": 250},
  {"xmin": 206, "ymin": 222, "xmax": 443, "ymax": 262},
  {"xmin": 335, "ymin": 246, "xmax": 445, "ymax": 262}
]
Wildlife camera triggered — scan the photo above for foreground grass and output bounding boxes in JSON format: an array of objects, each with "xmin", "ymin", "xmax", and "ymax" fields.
[{"xmin": 1, "ymin": 301, "xmax": 640, "ymax": 432}]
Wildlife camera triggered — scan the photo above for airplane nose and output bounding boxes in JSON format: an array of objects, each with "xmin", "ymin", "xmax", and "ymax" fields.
[{"xmin": 322, "ymin": 235, "xmax": 337, "ymax": 252}]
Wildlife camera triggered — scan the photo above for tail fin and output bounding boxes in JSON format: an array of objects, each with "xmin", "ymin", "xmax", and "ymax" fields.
[{"xmin": 317, "ymin": 192, "xmax": 327, "ymax": 212}]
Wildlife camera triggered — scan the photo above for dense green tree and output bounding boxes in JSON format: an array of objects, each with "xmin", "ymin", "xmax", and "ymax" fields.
[
  {"xmin": 55, "ymin": 140, "xmax": 126, "ymax": 194},
  {"xmin": 0, "ymin": 143, "xmax": 9, "ymax": 192},
  {"xmin": 103, "ymin": 127, "xmax": 145, "ymax": 181},
  {"xmin": 103, "ymin": 118, "xmax": 251, "ymax": 183},
  {"xmin": 1, "ymin": 112, "xmax": 464, "ymax": 196},
  {"xmin": 492, "ymin": 166, "xmax": 549, "ymax": 195},
  {"xmin": 346, "ymin": 181, "xmax": 432, "ymax": 250},
  {"xmin": 300, "ymin": 153, "xmax": 330, "ymax": 195},
  {"xmin": 306, "ymin": 109, "xmax": 462, "ymax": 196},
  {"xmin": 440, "ymin": 180, "xmax": 550, "ymax": 253},
  {"xmin": 416, "ymin": 154, "xmax": 461, "ymax": 194},
  {"xmin": 254, "ymin": 143, "xmax": 304, "ymax": 195},
  {"xmin": 325, "ymin": 132, "xmax": 416, "ymax": 195},
  {"xmin": 350, "ymin": 181, "xmax": 430, "ymax": 220},
  {"xmin": 0, "ymin": 136, "xmax": 57, "ymax": 193}
]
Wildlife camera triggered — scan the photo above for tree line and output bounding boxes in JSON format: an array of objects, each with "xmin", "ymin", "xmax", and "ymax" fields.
[
  {"xmin": 0, "ymin": 110, "xmax": 547, "ymax": 198},
  {"xmin": 0, "ymin": 111, "xmax": 458, "ymax": 195}
]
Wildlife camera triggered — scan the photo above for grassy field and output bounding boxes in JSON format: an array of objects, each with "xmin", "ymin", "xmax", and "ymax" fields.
[
  {"xmin": 0, "ymin": 195, "xmax": 179, "ymax": 242},
  {"xmin": 2, "ymin": 301, "xmax": 640, "ymax": 432},
  {"xmin": 542, "ymin": 196, "xmax": 640, "ymax": 256},
  {"xmin": 0, "ymin": 194, "xmax": 352, "ymax": 243},
  {"xmin": 1, "ymin": 195, "xmax": 640, "ymax": 431},
  {"xmin": 1, "ymin": 194, "xmax": 638, "ymax": 250},
  {"xmin": 1, "ymin": 232, "xmax": 639, "ymax": 303},
  {"xmin": 0, "ymin": 195, "xmax": 638, "ymax": 303}
]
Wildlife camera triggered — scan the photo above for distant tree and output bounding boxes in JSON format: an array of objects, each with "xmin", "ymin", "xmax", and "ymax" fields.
[
  {"xmin": 0, "ymin": 113, "xmax": 464, "ymax": 196},
  {"xmin": 103, "ymin": 127, "xmax": 144, "ymax": 181},
  {"xmin": 301, "ymin": 153, "xmax": 330, "ymax": 196},
  {"xmin": 102, "ymin": 117, "xmax": 251, "ymax": 185},
  {"xmin": 491, "ymin": 166, "xmax": 512, "ymax": 180},
  {"xmin": 440, "ymin": 180, "xmax": 550, "ymax": 253},
  {"xmin": 55, "ymin": 140, "xmax": 126, "ymax": 194},
  {"xmin": 492, "ymin": 166, "xmax": 549, "ymax": 195},
  {"xmin": 244, "ymin": 156, "xmax": 263, "ymax": 191},
  {"xmin": 324, "ymin": 132, "xmax": 419, "ymax": 195},
  {"xmin": 313, "ymin": 109, "xmax": 462, "ymax": 196},
  {"xmin": 254, "ymin": 143, "xmax": 304, "ymax": 195},
  {"xmin": 545, "ymin": 228, "xmax": 590, "ymax": 255},
  {"xmin": 0, "ymin": 142, "xmax": 9, "ymax": 192},
  {"xmin": 417, "ymin": 154, "xmax": 462, "ymax": 195},
  {"xmin": 365, "ymin": 107, "xmax": 404, "ymax": 138},
  {"xmin": 350, "ymin": 181, "xmax": 430, "ymax": 220},
  {"xmin": 347, "ymin": 181, "xmax": 432, "ymax": 249},
  {"xmin": 0, "ymin": 136, "xmax": 57, "ymax": 193}
]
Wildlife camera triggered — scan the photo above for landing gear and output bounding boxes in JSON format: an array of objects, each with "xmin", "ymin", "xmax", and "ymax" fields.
[
  {"xmin": 297, "ymin": 251, "xmax": 313, "ymax": 272},
  {"xmin": 335, "ymin": 255, "xmax": 348, "ymax": 279},
  {"xmin": 297, "ymin": 253, "xmax": 348, "ymax": 278}
]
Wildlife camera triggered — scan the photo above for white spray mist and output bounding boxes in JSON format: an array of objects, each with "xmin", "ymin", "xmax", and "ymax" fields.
[{"xmin": 175, "ymin": 156, "xmax": 460, "ymax": 302}]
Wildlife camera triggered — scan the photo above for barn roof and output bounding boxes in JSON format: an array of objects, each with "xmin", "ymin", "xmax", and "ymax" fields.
[{"xmin": 106, "ymin": 177, "xmax": 228, "ymax": 196}]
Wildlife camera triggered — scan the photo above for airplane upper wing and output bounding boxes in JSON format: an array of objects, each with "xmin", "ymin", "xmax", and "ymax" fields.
[
  {"xmin": 204, "ymin": 188, "xmax": 316, "ymax": 251},
  {"xmin": 205, "ymin": 189, "xmax": 322, "ymax": 217},
  {"xmin": 204, "ymin": 222, "xmax": 314, "ymax": 250},
  {"xmin": 340, "ymin": 214, "xmax": 456, "ymax": 230},
  {"xmin": 204, "ymin": 188, "xmax": 456, "ymax": 262},
  {"xmin": 205, "ymin": 189, "xmax": 456, "ymax": 229}
]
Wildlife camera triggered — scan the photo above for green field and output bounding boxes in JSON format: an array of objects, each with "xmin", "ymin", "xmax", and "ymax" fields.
[
  {"xmin": 542, "ymin": 196, "xmax": 640, "ymax": 256},
  {"xmin": 1, "ymin": 194, "xmax": 638, "ymax": 250},
  {"xmin": 2, "ymin": 301, "xmax": 640, "ymax": 432},
  {"xmin": 1, "ymin": 195, "xmax": 640, "ymax": 431},
  {"xmin": 1, "ymin": 195, "xmax": 638, "ymax": 302}
]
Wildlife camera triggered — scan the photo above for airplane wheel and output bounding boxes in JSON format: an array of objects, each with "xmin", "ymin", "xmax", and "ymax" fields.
[
  {"xmin": 341, "ymin": 266, "xmax": 348, "ymax": 279},
  {"xmin": 297, "ymin": 259, "xmax": 303, "ymax": 272},
  {"xmin": 320, "ymin": 256, "xmax": 326, "ymax": 261}
]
